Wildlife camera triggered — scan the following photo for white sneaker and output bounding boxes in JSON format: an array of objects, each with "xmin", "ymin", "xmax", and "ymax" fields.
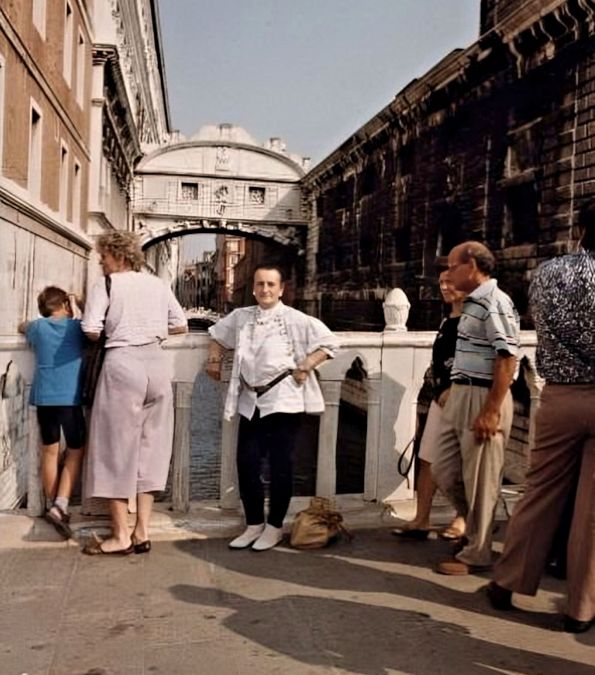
[
  {"xmin": 229, "ymin": 524, "xmax": 265, "ymax": 549},
  {"xmin": 251, "ymin": 524, "xmax": 283, "ymax": 551}
]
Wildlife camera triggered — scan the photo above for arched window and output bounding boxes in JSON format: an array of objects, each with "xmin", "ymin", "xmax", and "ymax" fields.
[{"xmin": 336, "ymin": 358, "xmax": 368, "ymax": 494}]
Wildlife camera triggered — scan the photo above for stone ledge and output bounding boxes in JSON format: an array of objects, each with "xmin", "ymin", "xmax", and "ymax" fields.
[{"xmin": 0, "ymin": 487, "xmax": 524, "ymax": 551}]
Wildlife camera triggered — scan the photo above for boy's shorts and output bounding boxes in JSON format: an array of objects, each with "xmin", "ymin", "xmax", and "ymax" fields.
[{"xmin": 37, "ymin": 406, "xmax": 86, "ymax": 448}]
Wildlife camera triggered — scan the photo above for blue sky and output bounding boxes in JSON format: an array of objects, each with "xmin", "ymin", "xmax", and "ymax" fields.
[
  {"xmin": 158, "ymin": 0, "xmax": 480, "ymax": 261},
  {"xmin": 159, "ymin": 0, "xmax": 480, "ymax": 164}
]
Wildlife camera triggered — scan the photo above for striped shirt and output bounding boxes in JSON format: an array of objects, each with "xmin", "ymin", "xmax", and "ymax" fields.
[{"xmin": 451, "ymin": 278, "xmax": 520, "ymax": 382}]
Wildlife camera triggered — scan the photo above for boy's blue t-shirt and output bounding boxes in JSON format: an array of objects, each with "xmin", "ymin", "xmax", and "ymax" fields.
[{"xmin": 26, "ymin": 317, "xmax": 85, "ymax": 406}]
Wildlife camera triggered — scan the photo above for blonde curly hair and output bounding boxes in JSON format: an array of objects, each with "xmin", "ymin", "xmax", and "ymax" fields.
[{"xmin": 96, "ymin": 231, "xmax": 144, "ymax": 272}]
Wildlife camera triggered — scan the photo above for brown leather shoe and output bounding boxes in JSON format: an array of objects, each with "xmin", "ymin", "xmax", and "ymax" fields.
[
  {"xmin": 436, "ymin": 557, "xmax": 491, "ymax": 575},
  {"xmin": 436, "ymin": 558, "xmax": 471, "ymax": 575}
]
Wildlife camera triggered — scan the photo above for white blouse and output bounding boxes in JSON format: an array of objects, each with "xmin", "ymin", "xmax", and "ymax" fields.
[
  {"xmin": 82, "ymin": 271, "xmax": 187, "ymax": 347},
  {"xmin": 209, "ymin": 302, "xmax": 336, "ymax": 420}
]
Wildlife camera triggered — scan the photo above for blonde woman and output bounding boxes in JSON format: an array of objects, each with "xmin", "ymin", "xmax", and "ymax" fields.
[{"xmin": 82, "ymin": 232, "xmax": 187, "ymax": 554}]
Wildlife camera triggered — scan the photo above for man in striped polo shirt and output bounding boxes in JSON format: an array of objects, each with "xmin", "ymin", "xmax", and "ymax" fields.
[{"xmin": 432, "ymin": 241, "xmax": 520, "ymax": 575}]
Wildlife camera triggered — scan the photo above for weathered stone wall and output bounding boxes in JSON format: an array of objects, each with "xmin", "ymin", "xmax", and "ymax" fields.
[
  {"xmin": 302, "ymin": 1, "xmax": 595, "ymax": 331},
  {"xmin": 0, "ymin": 361, "xmax": 28, "ymax": 509},
  {"xmin": 0, "ymin": 212, "xmax": 88, "ymax": 336}
]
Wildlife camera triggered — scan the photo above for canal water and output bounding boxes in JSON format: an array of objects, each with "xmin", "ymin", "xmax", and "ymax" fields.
[{"xmin": 163, "ymin": 372, "xmax": 368, "ymax": 501}]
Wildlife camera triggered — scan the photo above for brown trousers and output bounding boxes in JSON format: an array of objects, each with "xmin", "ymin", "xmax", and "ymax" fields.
[{"xmin": 494, "ymin": 384, "xmax": 595, "ymax": 622}]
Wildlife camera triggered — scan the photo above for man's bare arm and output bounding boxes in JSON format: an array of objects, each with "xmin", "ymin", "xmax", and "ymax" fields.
[{"xmin": 472, "ymin": 353, "xmax": 517, "ymax": 442}]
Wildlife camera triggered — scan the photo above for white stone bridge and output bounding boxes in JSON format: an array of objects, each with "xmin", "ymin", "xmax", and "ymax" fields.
[
  {"xmin": 133, "ymin": 125, "xmax": 310, "ymax": 252},
  {"xmin": 0, "ymin": 330, "xmax": 540, "ymax": 516}
]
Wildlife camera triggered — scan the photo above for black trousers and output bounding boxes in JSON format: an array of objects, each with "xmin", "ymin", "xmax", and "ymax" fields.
[{"xmin": 237, "ymin": 410, "xmax": 301, "ymax": 528}]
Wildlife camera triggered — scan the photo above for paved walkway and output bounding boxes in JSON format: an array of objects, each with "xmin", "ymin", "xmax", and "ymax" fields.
[{"xmin": 0, "ymin": 507, "xmax": 593, "ymax": 675}]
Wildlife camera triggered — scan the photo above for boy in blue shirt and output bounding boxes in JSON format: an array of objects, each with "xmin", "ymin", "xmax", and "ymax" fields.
[{"xmin": 20, "ymin": 286, "xmax": 86, "ymax": 538}]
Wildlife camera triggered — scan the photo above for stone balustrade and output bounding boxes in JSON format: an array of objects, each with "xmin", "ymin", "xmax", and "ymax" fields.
[{"xmin": 0, "ymin": 331, "xmax": 540, "ymax": 516}]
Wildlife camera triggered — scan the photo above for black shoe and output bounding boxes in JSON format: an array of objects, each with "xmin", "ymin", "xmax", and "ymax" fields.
[
  {"xmin": 451, "ymin": 536, "xmax": 469, "ymax": 555},
  {"xmin": 133, "ymin": 540, "xmax": 151, "ymax": 554},
  {"xmin": 486, "ymin": 581, "xmax": 513, "ymax": 611},
  {"xmin": 545, "ymin": 560, "xmax": 567, "ymax": 580},
  {"xmin": 391, "ymin": 528, "xmax": 430, "ymax": 541},
  {"xmin": 563, "ymin": 616, "xmax": 593, "ymax": 634}
]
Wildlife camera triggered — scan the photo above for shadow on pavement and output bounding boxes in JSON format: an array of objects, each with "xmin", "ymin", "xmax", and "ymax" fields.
[
  {"xmin": 169, "ymin": 584, "xmax": 593, "ymax": 675},
  {"xmin": 173, "ymin": 531, "xmax": 563, "ymax": 631}
]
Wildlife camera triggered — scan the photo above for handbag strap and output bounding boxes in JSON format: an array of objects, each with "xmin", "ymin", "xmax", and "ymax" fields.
[
  {"xmin": 397, "ymin": 435, "xmax": 417, "ymax": 478},
  {"xmin": 102, "ymin": 275, "xmax": 111, "ymax": 327}
]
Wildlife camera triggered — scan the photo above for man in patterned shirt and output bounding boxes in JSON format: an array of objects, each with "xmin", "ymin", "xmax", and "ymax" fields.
[
  {"xmin": 488, "ymin": 200, "xmax": 595, "ymax": 634},
  {"xmin": 432, "ymin": 241, "xmax": 520, "ymax": 575}
]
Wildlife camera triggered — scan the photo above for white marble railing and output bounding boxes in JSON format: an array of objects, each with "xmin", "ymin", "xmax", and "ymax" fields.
[{"xmin": 0, "ymin": 330, "xmax": 539, "ymax": 515}]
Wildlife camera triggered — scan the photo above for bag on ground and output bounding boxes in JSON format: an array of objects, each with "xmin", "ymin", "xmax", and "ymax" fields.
[{"xmin": 290, "ymin": 496, "xmax": 353, "ymax": 549}]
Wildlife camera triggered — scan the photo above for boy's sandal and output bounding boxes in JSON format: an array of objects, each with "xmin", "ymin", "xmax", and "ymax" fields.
[{"xmin": 44, "ymin": 505, "xmax": 73, "ymax": 539}]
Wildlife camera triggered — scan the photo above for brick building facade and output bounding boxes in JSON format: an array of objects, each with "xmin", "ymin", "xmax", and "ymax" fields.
[
  {"xmin": 300, "ymin": 0, "xmax": 595, "ymax": 330},
  {"xmin": 0, "ymin": 0, "xmax": 93, "ymax": 335}
]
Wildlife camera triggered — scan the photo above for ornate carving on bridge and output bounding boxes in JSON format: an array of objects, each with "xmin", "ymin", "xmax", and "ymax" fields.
[
  {"xmin": 215, "ymin": 146, "xmax": 231, "ymax": 171},
  {"xmin": 213, "ymin": 184, "xmax": 231, "ymax": 215}
]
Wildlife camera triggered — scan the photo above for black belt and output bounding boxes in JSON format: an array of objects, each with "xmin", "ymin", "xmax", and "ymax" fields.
[
  {"xmin": 240, "ymin": 370, "xmax": 294, "ymax": 397},
  {"xmin": 452, "ymin": 377, "xmax": 492, "ymax": 389}
]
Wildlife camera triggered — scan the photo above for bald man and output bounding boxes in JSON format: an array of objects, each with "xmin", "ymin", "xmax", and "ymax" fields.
[{"xmin": 432, "ymin": 242, "xmax": 520, "ymax": 575}]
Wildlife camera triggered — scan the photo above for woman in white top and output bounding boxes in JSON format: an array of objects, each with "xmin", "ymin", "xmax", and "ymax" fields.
[
  {"xmin": 82, "ymin": 232, "xmax": 187, "ymax": 555},
  {"xmin": 207, "ymin": 264, "xmax": 336, "ymax": 551}
]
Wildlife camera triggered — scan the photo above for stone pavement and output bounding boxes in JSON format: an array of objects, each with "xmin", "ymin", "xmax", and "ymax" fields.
[{"xmin": 0, "ymin": 507, "xmax": 593, "ymax": 675}]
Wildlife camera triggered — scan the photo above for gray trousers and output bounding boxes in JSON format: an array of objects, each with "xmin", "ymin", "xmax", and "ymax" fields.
[
  {"xmin": 431, "ymin": 383, "xmax": 513, "ymax": 567},
  {"xmin": 494, "ymin": 384, "xmax": 595, "ymax": 622}
]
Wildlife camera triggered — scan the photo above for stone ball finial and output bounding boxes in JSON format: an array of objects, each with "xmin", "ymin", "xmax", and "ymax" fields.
[{"xmin": 383, "ymin": 288, "xmax": 410, "ymax": 332}]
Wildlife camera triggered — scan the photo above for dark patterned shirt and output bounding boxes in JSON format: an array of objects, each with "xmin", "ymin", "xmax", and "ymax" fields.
[{"xmin": 529, "ymin": 250, "xmax": 595, "ymax": 383}]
